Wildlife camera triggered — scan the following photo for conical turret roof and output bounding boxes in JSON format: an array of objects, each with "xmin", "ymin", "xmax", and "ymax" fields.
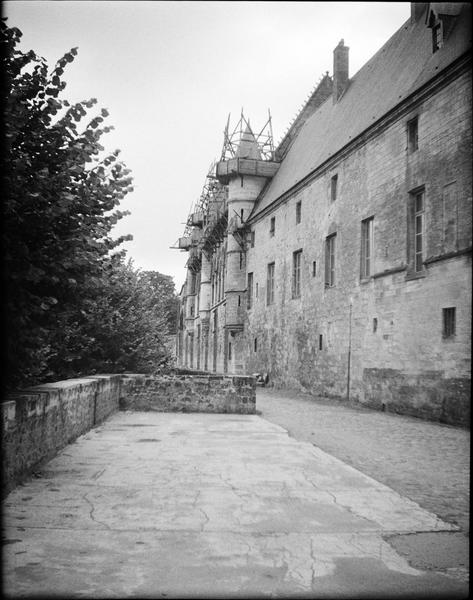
[{"xmin": 236, "ymin": 124, "xmax": 261, "ymax": 160}]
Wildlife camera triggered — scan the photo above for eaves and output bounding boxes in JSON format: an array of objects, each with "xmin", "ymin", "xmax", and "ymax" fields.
[{"xmin": 248, "ymin": 52, "xmax": 471, "ymax": 226}]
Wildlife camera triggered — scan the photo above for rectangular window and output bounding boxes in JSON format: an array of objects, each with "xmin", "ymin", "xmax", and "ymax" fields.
[
  {"xmin": 247, "ymin": 272, "xmax": 253, "ymax": 309},
  {"xmin": 292, "ymin": 249, "xmax": 302, "ymax": 298},
  {"xmin": 325, "ymin": 234, "xmax": 336, "ymax": 287},
  {"xmin": 270, "ymin": 216, "xmax": 275, "ymax": 237},
  {"xmin": 312, "ymin": 260, "xmax": 317, "ymax": 277},
  {"xmin": 330, "ymin": 174, "xmax": 338, "ymax": 202},
  {"xmin": 228, "ymin": 341, "xmax": 232, "ymax": 361},
  {"xmin": 414, "ymin": 190, "xmax": 424, "ymax": 272},
  {"xmin": 361, "ymin": 217, "xmax": 374, "ymax": 279},
  {"xmin": 319, "ymin": 334, "xmax": 323, "ymax": 350},
  {"xmin": 442, "ymin": 307, "xmax": 456, "ymax": 338},
  {"xmin": 266, "ymin": 262, "xmax": 275, "ymax": 305},
  {"xmin": 239, "ymin": 252, "xmax": 243, "ymax": 270},
  {"xmin": 250, "ymin": 230, "xmax": 255, "ymax": 248},
  {"xmin": 296, "ymin": 201, "xmax": 302, "ymax": 224},
  {"xmin": 407, "ymin": 117, "xmax": 418, "ymax": 153},
  {"xmin": 254, "ymin": 337, "xmax": 258, "ymax": 352}
]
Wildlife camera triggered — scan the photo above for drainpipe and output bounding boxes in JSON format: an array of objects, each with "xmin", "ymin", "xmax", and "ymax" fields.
[{"xmin": 347, "ymin": 298, "xmax": 353, "ymax": 402}]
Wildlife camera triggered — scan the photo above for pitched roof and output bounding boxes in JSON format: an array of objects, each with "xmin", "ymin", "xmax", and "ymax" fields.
[{"xmin": 251, "ymin": 3, "xmax": 471, "ymax": 219}]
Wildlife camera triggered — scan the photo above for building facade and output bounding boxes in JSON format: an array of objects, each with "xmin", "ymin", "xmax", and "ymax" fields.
[{"xmin": 175, "ymin": 3, "xmax": 472, "ymax": 425}]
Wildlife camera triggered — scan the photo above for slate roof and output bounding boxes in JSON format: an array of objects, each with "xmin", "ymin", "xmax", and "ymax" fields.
[{"xmin": 251, "ymin": 3, "xmax": 471, "ymax": 219}]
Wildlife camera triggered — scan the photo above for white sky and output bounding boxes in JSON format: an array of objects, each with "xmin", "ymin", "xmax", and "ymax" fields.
[{"xmin": 4, "ymin": 1, "xmax": 411, "ymax": 290}]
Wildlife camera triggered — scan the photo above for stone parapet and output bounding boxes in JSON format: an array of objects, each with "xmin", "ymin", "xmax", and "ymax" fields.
[
  {"xmin": 119, "ymin": 374, "xmax": 256, "ymax": 414},
  {"xmin": 1, "ymin": 372, "xmax": 256, "ymax": 495},
  {"xmin": 1, "ymin": 375, "xmax": 121, "ymax": 496}
]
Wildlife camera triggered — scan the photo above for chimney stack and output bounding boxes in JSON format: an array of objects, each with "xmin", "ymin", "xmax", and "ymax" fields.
[
  {"xmin": 410, "ymin": 3, "xmax": 428, "ymax": 23},
  {"xmin": 333, "ymin": 39, "xmax": 349, "ymax": 103}
]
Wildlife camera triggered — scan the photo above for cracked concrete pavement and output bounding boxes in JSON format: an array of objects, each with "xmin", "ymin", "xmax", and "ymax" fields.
[{"xmin": 2, "ymin": 411, "xmax": 469, "ymax": 598}]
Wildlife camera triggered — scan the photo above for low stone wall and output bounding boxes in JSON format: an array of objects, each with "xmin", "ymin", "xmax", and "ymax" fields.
[
  {"xmin": 1, "ymin": 375, "xmax": 121, "ymax": 496},
  {"xmin": 362, "ymin": 368, "xmax": 471, "ymax": 427},
  {"xmin": 1, "ymin": 373, "xmax": 256, "ymax": 494},
  {"xmin": 119, "ymin": 374, "xmax": 256, "ymax": 414}
]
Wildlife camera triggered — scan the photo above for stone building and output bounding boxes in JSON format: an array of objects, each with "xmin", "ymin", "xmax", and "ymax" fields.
[{"xmin": 175, "ymin": 3, "xmax": 471, "ymax": 425}]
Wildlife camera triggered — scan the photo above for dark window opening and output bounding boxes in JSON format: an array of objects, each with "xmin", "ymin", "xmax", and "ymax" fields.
[
  {"xmin": 238, "ymin": 295, "xmax": 241, "ymax": 307},
  {"xmin": 407, "ymin": 117, "xmax": 418, "ymax": 153},
  {"xmin": 250, "ymin": 231, "xmax": 255, "ymax": 248},
  {"xmin": 270, "ymin": 216, "xmax": 275, "ymax": 237},
  {"xmin": 247, "ymin": 272, "xmax": 253, "ymax": 309},
  {"xmin": 331, "ymin": 174, "xmax": 338, "ymax": 202},
  {"xmin": 228, "ymin": 342, "xmax": 232, "ymax": 361},
  {"xmin": 443, "ymin": 307, "xmax": 456, "ymax": 338},
  {"xmin": 296, "ymin": 201, "xmax": 302, "ymax": 224},
  {"xmin": 312, "ymin": 261, "xmax": 317, "ymax": 277},
  {"xmin": 254, "ymin": 337, "xmax": 258, "ymax": 352},
  {"xmin": 240, "ymin": 209, "xmax": 244, "ymax": 223},
  {"xmin": 319, "ymin": 334, "xmax": 323, "ymax": 350},
  {"xmin": 373, "ymin": 318, "xmax": 378, "ymax": 333}
]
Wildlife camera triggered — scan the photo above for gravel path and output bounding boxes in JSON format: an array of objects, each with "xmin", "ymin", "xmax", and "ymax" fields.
[{"xmin": 256, "ymin": 387, "xmax": 470, "ymax": 532}]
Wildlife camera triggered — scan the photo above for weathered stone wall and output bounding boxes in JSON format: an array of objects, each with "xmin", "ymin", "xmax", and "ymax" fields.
[
  {"xmin": 243, "ymin": 68, "xmax": 471, "ymax": 427},
  {"xmin": 1, "ymin": 372, "xmax": 256, "ymax": 494},
  {"xmin": 1, "ymin": 375, "xmax": 121, "ymax": 495},
  {"xmin": 119, "ymin": 374, "xmax": 256, "ymax": 414}
]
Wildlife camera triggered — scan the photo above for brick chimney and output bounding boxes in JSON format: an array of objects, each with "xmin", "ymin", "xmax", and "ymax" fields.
[
  {"xmin": 333, "ymin": 39, "xmax": 349, "ymax": 103},
  {"xmin": 411, "ymin": 3, "xmax": 429, "ymax": 22}
]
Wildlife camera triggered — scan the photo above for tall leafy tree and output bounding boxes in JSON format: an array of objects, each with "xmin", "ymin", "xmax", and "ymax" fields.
[
  {"xmin": 2, "ymin": 20, "xmax": 135, "ymax": 389},
  {"xmin": 47, "ymin": 258, "xmax": 178, "ymax": 378}
]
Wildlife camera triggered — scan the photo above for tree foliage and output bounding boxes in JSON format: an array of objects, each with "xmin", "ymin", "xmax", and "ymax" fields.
[{"xmin": 2, "ymin": 21, "xmax": 177, "ymax": 391}]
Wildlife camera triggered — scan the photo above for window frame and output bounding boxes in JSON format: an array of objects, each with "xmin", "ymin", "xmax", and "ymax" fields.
[
  {"xmin": 296, "ymin": 200, "xmax": 302, "ymax": 225},
  {"xmin": 269, "ymin": 216, "xmax": 275, "ymax": 237},
  {"xmin": 292, "ymin": 249, "xmax": 303, "ymax": 299},
  {"xmin": 266, "ymin": 262, "xmax": 275, "ymax": 305},
  {"xmin": 325, "ymin": 234, "xmax": 336, "ymax": 288},
  {"xmin": 442, "ymin": 307, "xmax": 456, "ymax": 338},
  {"xmin": 414, "ymin": 190, "xmax": 424, "ymax": 272},
  {"xmin": 361, "ymin": 217, "xmax": 374, "ymax": 279}
]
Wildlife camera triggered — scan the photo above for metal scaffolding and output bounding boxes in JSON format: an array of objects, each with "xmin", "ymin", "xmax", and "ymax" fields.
[{"xmin": 220, "ymin": 109, "xmax": 275, "ymax": 162}]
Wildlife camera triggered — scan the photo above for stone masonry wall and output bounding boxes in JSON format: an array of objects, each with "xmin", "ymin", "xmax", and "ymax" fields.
[
  {"xmin": 1, "ymin": 372, "xmax": 256, "ymax": 495},
  {"xmin": 1, "ymin": 375, "xmax": 121, "ymax": 495},
  {"xmin": 119, "ymin": 374, "xmax": 256, "ymax": 414},
  {"xmin": 243, "ymin": 68, "xmax": 471, "ymax": 427}
]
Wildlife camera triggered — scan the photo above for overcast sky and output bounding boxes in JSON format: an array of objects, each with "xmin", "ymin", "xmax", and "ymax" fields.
[{"xmin": 4, "ymin": 1, "xmax": 410, "ymax": 290}]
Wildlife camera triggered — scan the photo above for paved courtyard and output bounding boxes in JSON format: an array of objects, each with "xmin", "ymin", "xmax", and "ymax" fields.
[{"xmin": 2, "ymin": 410, "xmax": 468, "ymax": 598}]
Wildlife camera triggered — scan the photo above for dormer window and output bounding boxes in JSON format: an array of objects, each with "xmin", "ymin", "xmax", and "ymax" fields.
[
  {"xmin": 432, "ymin": 20, "xmax": 443, "ymax": 52},
  {"xmin": 427, "ymin": 4, "xmax": 461, "ymax": 54}
]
